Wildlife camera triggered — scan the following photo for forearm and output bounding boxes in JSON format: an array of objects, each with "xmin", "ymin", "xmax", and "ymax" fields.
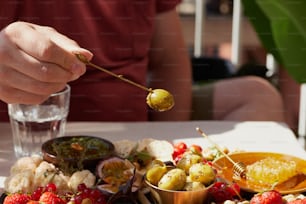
[{"xmin": 148, "ymin": 10, "xmax": 192, "ymax": 121}]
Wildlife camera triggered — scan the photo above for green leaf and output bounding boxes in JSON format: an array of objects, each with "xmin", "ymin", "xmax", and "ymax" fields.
[{"xmin": 242, "ymin": 0, "xmax": 306, "ymax": 83}]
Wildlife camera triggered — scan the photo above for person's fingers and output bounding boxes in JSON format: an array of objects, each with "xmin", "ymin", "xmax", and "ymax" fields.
[
  {"xmin": 35, "ymin": 23, "xmax": 93, "ymax": 60},
  {"xmin": 2, "ymin": 22, "xmax": 93, "ymax": 78},
  {"xmin": 0, "ymin": 84, "xmax": 49, "ymax": 104},
  {"xmin": 33, "ymin": 22, "xmax": 93, "ymax": 63},
  {"xmin": 0, "ymin": 65, "xmax": 66, "ymax": 96},
  {"xmin": 2, "ymin": 47, "xmax": 77, "ymax": 82}
]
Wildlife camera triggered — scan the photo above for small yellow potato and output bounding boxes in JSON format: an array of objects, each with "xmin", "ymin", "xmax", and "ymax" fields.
[
  {"xmin": 184, "ymin": 181, "xmax": 206, "ymax": 191},
  {"xmin": 176, "ymin": 153, "xmax": 203, "ymax": 173},
  {"xmin": 146, "ymin": 160, "xmax": 167, "ymax": 186},
  {"xmin": 158, "ymin": 168, "xmax": 187, "ymax": 190},
  {"xmin": 189, "ymin": 163, "xmax": 216, "ymax": 185}
]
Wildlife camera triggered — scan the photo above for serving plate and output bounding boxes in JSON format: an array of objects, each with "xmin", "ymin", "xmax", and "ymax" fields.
[{"xmin": 213, "ymin": 152, "xmax": 306, "ymax": 194}]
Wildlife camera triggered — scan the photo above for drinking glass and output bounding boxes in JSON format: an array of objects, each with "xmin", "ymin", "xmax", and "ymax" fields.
[{"xmin": 8, "ymin": 85, "xmax": 70, "ymax": 158}]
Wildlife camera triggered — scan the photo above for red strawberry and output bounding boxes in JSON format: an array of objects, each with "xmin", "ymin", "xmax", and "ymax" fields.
[
  {"xmin": 27, "ymin": 201, "xmax": 40, "ymax": 204},
  {"xmin": 3, "ymin": 193, "xmax": 31, "ymax": 204},
  {"xmin": 208, "ymin": 181, "xmax": 241, "ymax": 203},
  {"xmin": 39, "ymin": 192, "xmax": 66, "ymax": 204},
  {"xmin": 288, "ymin": 198, "xmax": 306, "ymax": 204},
  {"xmin": 250, "ymin": 190, "xmax": 283, "ymax": 204}
]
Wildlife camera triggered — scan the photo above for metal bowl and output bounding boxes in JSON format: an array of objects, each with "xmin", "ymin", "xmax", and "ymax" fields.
[{"xmin": 144, "ymin": 175, "xmax": 213, "ymax": 204}]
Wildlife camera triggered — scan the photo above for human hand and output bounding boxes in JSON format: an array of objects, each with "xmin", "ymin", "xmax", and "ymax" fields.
[{"xmin": 0, "ymin": 21, "xmax": 93, "ymax": 104}]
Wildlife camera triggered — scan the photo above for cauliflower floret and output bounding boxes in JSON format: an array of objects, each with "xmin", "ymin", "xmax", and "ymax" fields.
[
  {"xmin": 137, "ymin": 138, "xmax": 155, "ymax": 152},
  {"xmin": 68, "ymin": 170, "xmax": 96, "ymax": 192},
  {"xmin": 5, "ymin": 158, "xmax": 101, "ymax": 194},
  {"xmin": 51, "ymin": 173, "xmax": 70, "ymax": 193},
  {"xmin": 10, "ymin": 156, "xmax": 43, "ymax": 175},
  {"xmin": 146, "ymin": 140, "xmax": 174, "ymax": 162},
  {"xmin": 4, "ymin": 170, "xmax": 34, "ymax": 193},
  {"xmin": 33, "ymin": 161, "xmax": 69, "ymax": 192},
  {"xmin": 113, "ymin": 139, "xmax": 137, "ymax": 158}
]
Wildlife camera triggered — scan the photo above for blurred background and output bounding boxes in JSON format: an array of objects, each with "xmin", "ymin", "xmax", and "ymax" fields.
[
  {"xmin": 178, "ymin": 0, "xmax": 263, "ymax": 69},
  {"xmin": 177, "ymin": 0, "xmax": 301, "ymax": 135}
]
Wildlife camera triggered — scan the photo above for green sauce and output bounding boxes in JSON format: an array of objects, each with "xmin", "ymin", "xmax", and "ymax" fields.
[
  {"xmin": 48, "ymin": 136, "xmax": 114, "ymax": 175},
  {"xmin": 52, "ymin": 137, "xmax": 111, "ymax": 159}
]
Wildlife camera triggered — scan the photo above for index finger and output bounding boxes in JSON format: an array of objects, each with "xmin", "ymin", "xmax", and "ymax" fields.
[{"xmin": 4, "ymin": 22, "xmax": 93, "ymax": 77}]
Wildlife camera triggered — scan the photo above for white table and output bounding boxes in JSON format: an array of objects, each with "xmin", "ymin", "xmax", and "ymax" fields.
[{"xmin": 1, "ymin": 121, "xmax": 305, "ymax": 191}]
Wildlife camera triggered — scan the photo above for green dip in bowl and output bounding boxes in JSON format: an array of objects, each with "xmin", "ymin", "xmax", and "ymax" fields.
[{"xmin": 42, "ymin": 135, "xmax": 115, "ymax": 174}]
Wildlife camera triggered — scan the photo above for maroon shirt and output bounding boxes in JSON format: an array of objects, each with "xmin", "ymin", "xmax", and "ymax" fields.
[{"xmin": 0, "ymin": 0, "xmax": 180, "ymax": 121}]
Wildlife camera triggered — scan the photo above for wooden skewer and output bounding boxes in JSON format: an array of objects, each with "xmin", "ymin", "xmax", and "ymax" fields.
[
  {"xmin": 75, "ymin": 53, "xmax": 152, "ymax": 92},
  {"xmin": 196, "ymin": 127, "xmax": 246, "ymax": 178}
]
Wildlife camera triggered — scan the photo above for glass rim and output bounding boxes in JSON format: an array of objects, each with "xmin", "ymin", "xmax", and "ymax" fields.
[{"xmin": 50, "ymin": 84, "xmax": 71, "ymax": 97}]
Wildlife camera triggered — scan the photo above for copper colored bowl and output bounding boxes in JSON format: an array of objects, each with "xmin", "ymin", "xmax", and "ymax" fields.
[{"xmin": 144, "ymin": 172, "xmax": 213, "ymax": 204}]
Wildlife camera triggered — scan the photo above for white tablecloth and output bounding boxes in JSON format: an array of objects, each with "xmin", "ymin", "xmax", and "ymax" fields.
[{"xmin": 64, "ymin": 121, "xmax": 306, "ymax": 158}]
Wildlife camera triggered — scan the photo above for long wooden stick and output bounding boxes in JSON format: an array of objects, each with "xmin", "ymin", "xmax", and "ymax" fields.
[{"xmin": 75, "ymin": 53, "xmax": 152, "ymax": 92}]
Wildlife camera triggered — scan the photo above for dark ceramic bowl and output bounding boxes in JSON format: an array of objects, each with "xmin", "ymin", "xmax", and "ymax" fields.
[{"xmin": 41, "ymin": 135, "xmax": 115, "ymax": 173}]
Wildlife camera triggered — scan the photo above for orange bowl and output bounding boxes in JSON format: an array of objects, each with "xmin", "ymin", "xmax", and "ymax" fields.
[{"xmin": 213, "ymin": 152, "xmax": 306, "ymax": 194}]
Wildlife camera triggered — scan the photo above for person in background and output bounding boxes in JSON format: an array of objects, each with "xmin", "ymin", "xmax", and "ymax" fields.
[{"xmin": 0, "ymin": 1, "xmax": 285, "ymax": 124}]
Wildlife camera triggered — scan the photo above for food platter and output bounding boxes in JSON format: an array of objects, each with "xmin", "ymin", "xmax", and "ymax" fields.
[
  {"xmin": 214, "ymin": 152, "xmax": 306, "ymax": 194},
  {"xmin": 1, "ymin": 134, "xmax": 306, "ymax": 204}
]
